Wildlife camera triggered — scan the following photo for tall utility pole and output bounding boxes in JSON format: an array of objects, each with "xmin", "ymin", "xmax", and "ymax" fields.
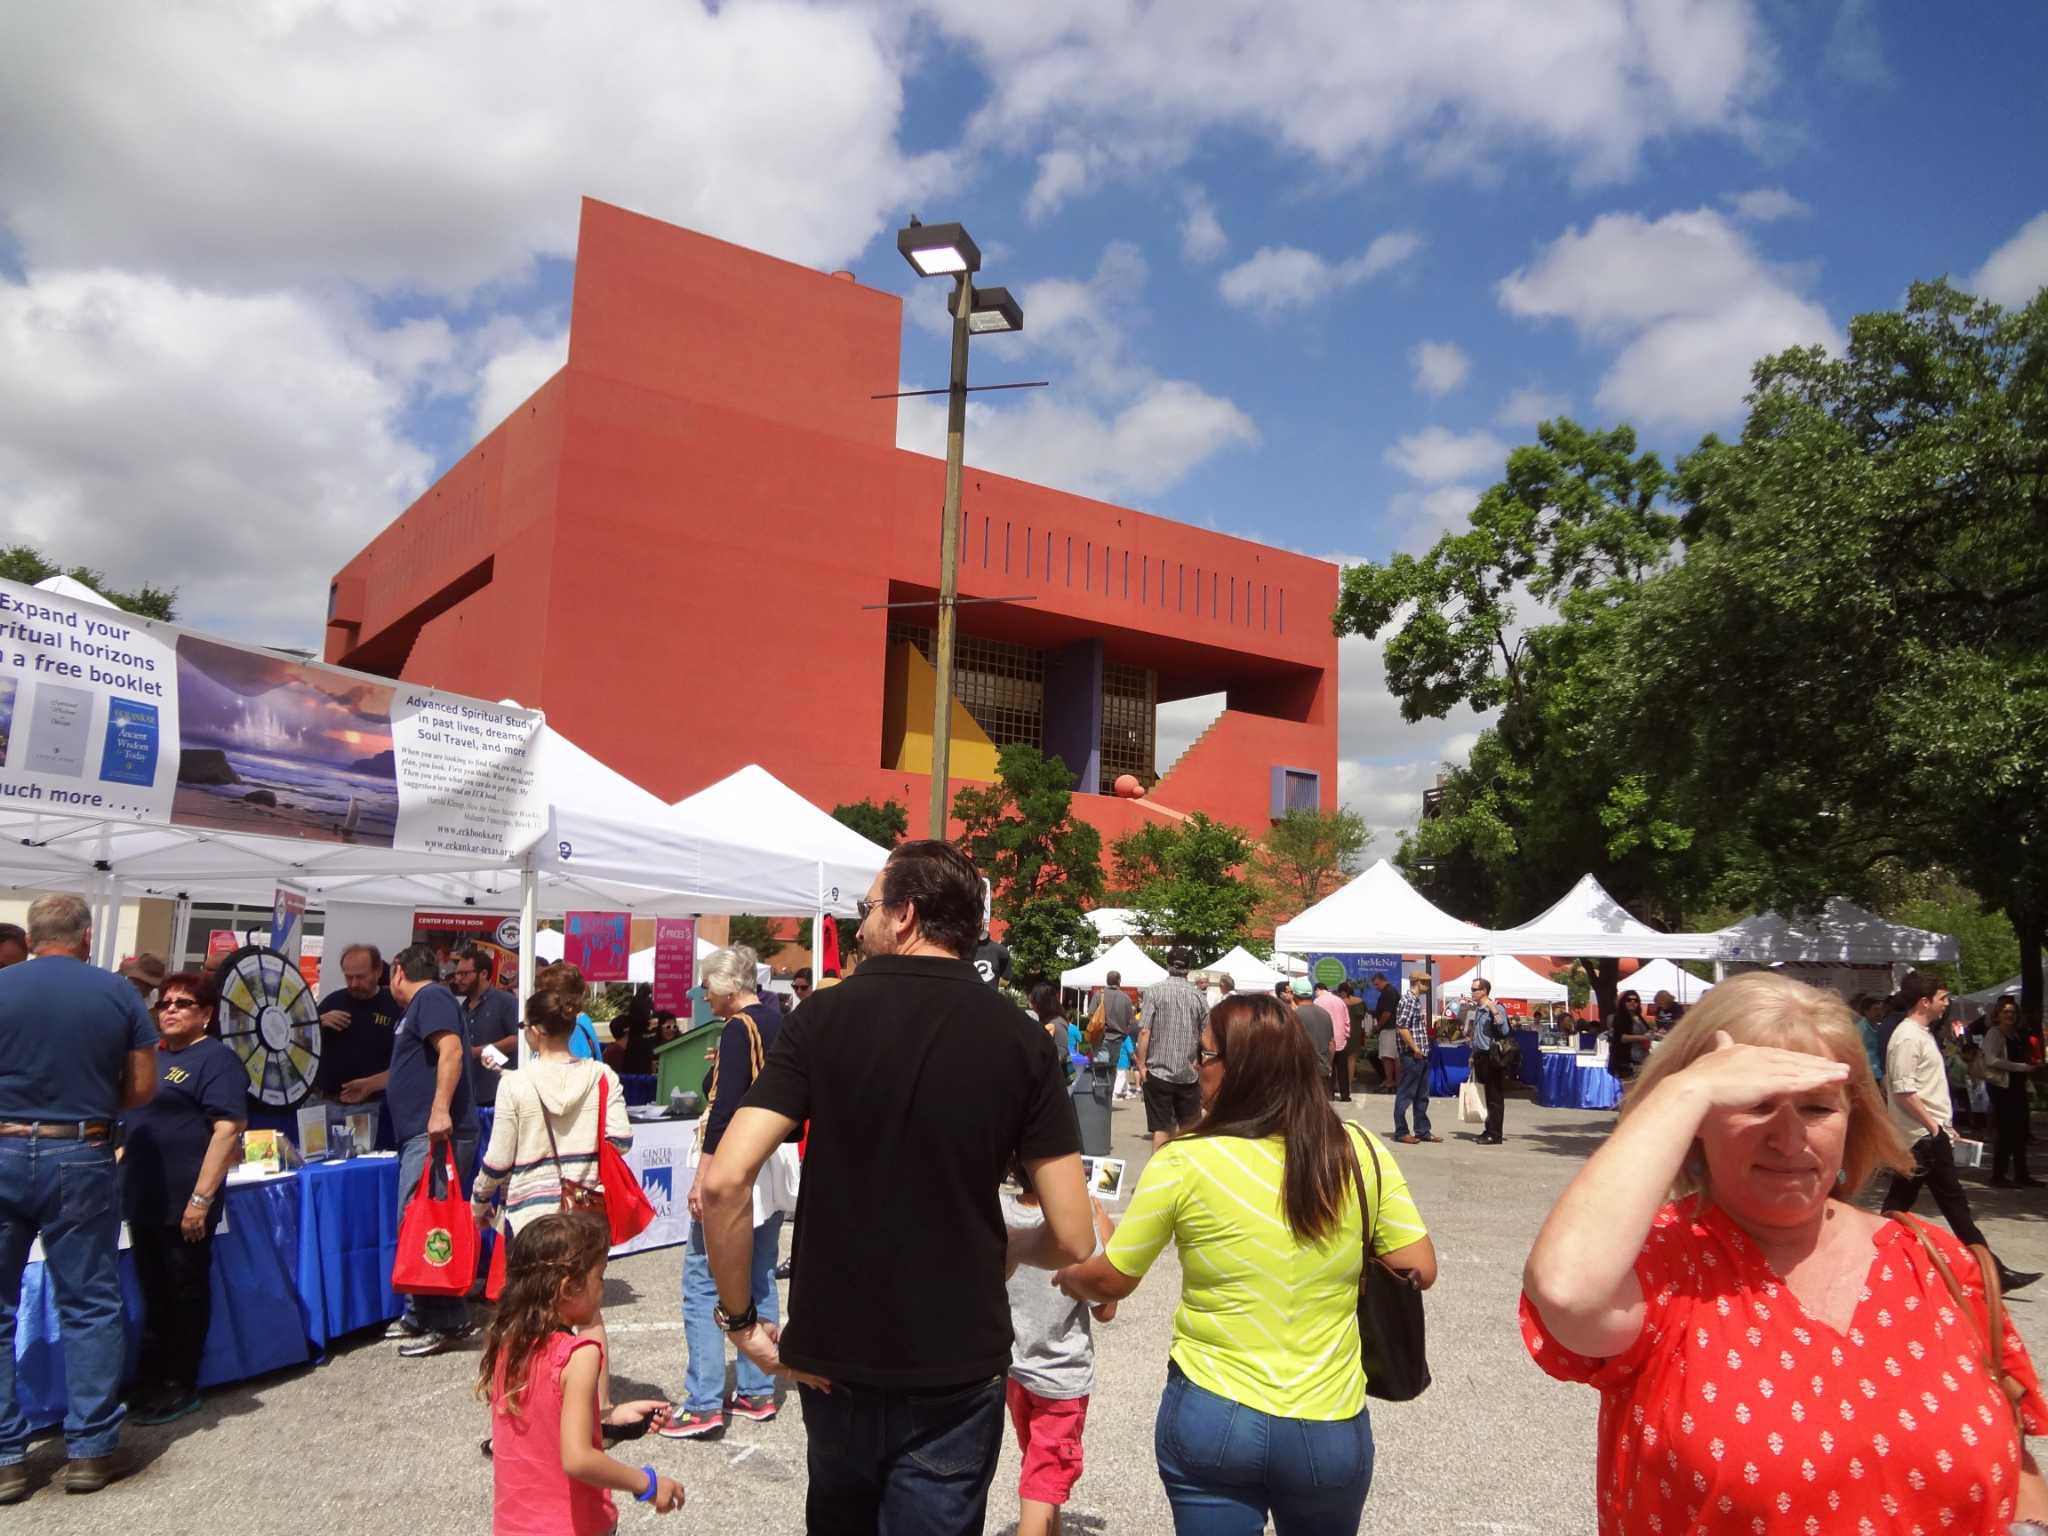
[{"xmin": 928, "ymin": 271, "xmax": 972, "ymax": 839}]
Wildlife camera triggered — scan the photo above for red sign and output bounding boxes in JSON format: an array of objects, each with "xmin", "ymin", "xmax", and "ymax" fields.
[
  {"xmin": 567, "ymin": 911, "xmax": 630, "ymax": 983},
  {"xmin": 653, "ymin": 917, "xmax": 697, "ymax": 1012},
  {"xmin": 206, "ymin": 929, "xmax": 242, "ymax": 964}
]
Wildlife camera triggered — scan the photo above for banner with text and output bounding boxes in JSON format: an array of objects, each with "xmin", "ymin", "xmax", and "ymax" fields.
[
  {"xmin": 0, "ymin": 578, "xmax": 546, "ymax": 859},
  {"xmin": 652, "ymin": 917, "xmax": 697, "ymax": 1012}
]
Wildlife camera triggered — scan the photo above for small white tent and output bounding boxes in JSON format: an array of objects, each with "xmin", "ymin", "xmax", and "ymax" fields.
[
  {"xmin": 1621, "ymin": 957, "xmax": 1715, "ymax": 1005},
  {"xmin": 1498, "ymin": 874, "xmax": 1721, "ymax": 960},
  {"xmin": 1440, "ymin": 955, "xmax": 1568, "ymax": 1005},
  {"xmin": 1061, "ymin": 936, "xmax": 1167, "ymax": 991},
  {"xmin": 1203, "ymin": 945, "xmax": 1287, "ymax": 991},
  {"xmin": 1274, "ymin": 860, "xmax": 1491, "ymax": 956},
  {"xmin": 1961, "ymin": 968, "xmax": 2041, "ymax": 1018},
  {"xmin": 1710, "ymin": 899, "xmax": 1958, "ymax": 966}
]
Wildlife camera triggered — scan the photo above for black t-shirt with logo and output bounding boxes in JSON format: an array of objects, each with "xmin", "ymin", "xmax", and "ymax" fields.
[
  {"xmin": 121, "ymin": 1038, "xmax": 246, "ymax": 1227},
  {"xmin": 973, "ymin": 941, "xmax": 1012, "ymax": 987},
  {"xmin": 315, "ymin": 986, "xmax": 400, "ymax": 1098},
  {"xmin": 743, "ymin": 955, "xmax": 1080, "ymax": 1388}
]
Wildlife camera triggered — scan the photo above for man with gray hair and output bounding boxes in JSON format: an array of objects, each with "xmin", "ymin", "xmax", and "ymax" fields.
[{"xmin": 0, "ymin": 893, "xmax": 159, "ymax": 1497}]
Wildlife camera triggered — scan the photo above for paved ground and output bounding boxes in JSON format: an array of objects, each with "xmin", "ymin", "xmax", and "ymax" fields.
[{"xmin": 16, "ymin": 1091, "xmax": 2048, "ymax": 1534}]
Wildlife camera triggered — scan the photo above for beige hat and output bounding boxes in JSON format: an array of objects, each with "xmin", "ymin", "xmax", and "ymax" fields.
[{"xmin": 119, "ymin": 953, "xmax": 169, "ymax": 988}]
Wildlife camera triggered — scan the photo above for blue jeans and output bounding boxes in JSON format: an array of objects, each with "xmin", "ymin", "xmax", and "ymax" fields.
[
  {"xmin": 0, "ymin": 1137, "xmax": 125, "ymax": 1461},
  {"xmin": 798, "ymin": 1373, "xmax": 1005, "ymax": 1536},
  {"xmin": 1393, "ymin": 1054, "xmax": 1432, "ymax": 1139},
  {"xmin": 682, "ymin": 1212, "xmax": 782, "ymax": 1414},
  {"xmin": 1155, "ymin": 1361, "xmax": 1374, "ymax": 1535},
  {"xmin": 397, "ymin": 1131, "xmax": 477, "ymax": 1334}
]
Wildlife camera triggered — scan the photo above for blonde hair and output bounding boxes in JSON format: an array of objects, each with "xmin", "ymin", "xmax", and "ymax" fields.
[{"xmin": 1622, "ymin": 971, "xmax": 1910, "ymax": 1200}]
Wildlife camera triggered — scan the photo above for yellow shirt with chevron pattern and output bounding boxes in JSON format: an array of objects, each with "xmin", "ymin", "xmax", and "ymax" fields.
[{"xmin": 1105, "ymin": 1124, "xmax": 1426, "ymax": 1419}]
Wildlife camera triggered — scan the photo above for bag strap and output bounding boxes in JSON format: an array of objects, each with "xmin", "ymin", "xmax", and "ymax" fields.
[
  {"xmin": 1894, "ymin": 1212, "xmax": 2026, "ymax": 1428},
  {"xmin": 1350, "ymin": 1122, "xmax": 1382, "ymax": 1260},
  {"xmin": 695, "ymin": 1008, "xmax": 767, "ymax": 1149}
]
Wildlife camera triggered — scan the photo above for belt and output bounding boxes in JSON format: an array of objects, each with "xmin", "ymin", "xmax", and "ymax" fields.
[{"xmin": 0, "ymin": 1120, "xmax": 113, "ymax": 1141}]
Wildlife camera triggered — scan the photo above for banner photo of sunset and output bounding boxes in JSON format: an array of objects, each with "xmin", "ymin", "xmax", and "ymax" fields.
[{"xmin": 171, "ymin": 634, "xmax": 399, "ymax": 846}]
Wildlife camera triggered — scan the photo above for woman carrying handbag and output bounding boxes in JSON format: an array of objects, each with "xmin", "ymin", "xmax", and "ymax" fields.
[{"xmin": 473, "ymin": 984, "xmax": 634, "ymax": 1418}]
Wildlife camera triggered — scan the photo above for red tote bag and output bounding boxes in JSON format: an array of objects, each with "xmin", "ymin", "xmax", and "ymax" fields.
[
  {"xmin": 392, "ymin": 1142, "xmax": 480, "ymax": 1297},
  {"xmin": 597, "ymin": 1086, "xmax": 656, "ymax": 1244}
]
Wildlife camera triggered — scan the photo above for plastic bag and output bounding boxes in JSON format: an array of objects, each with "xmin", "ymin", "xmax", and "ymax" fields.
[{"xmin": 1458, "ymin": 1078, "xmax": 1485, "ymax": 1125}]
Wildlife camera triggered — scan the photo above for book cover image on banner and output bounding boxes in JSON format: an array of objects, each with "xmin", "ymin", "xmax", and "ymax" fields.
[{"xmin": 0, "ymin": 576, "xmax": 546, "ymax": 861}]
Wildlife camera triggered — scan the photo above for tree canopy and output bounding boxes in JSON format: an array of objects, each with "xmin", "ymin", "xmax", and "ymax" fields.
[
  {"xmin": 1110, "ymin": 812, "xmax": 1257, "ymax": 967},
  {"xmin": 0, "ymin": 543, "xmax": 178, "ymax": 620},
  {"xmin": 830, "ymin": 798, "xmax": 908, "ymax": 849},
  {"xmin": 1254, "ymin": 807, "xmax": 1370, "ymax": 921},
  {"xmin": 952, "ymin": 745, "xmax": 1103, "ymax": 985}
]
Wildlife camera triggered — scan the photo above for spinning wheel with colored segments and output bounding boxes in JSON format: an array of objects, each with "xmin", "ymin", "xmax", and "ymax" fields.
[{"xmin": 215, "ymin": 945, "xmax": 324, "ymax": 1107}]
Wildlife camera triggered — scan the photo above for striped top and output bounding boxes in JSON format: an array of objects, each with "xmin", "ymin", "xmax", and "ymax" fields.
[
  {"xmin": 1105, "ymin": 1123, "xmax": 1427, "ymax": 1419},
  {"xmin": 473, "ymin": 1059, "xmax": 631, "ymax": 1232}
]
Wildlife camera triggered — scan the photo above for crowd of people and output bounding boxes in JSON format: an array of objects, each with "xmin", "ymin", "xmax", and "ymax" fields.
[{"xmin": 5, "ymin": 869, "xmax": 2048, "ymax": 1535}]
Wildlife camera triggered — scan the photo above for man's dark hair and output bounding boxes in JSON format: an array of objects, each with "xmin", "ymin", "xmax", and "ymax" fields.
[
  {"xmin": 392, "ymin": 943, "xmax": 441, "ymax": 984},
  {"xmin": 1369, "ymin": 972, "xmax": 1389, "ymax": 986},
  {"xmin": 793, "ymin": 966, "xmax": 814, "ymax": 984},
  {"xmin": 1336, "ymin": 981, "xmax": 1354, "ymax": 997},
  {"xmin": 880, "ymin": 839, "xmax": 983, "ymax": 958},
  {"xmin": 1168, "ymin": 958, "xmax": 1189, "ymax": 977},
  {"xmin": 1106, "ymin": 969, "xmax": 1122, "ymax": 987},
  {"xmin": 1899, "ymin": 970, "xmax": 1946, "ymax": 1010},
  {"xmin": 452, "ymin": 942, "xmax": 487, "ymax": 970},
  {"xmin": 0, "ymin": 923, "xmax": 24, "ymax": 947}
]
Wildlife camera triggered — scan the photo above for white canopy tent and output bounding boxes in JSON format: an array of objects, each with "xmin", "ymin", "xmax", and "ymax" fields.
[
  {"xmin": 1440, "ymin": 955, "xmax": 1569, "ymax": 1005},
  {"xmin": 1620, "ymin": 957, "xmax": 1715, "ymax": 1004},
  {"xmin": 1202, "ymin": 945, "xmax": 1287, "ymax": 991},
  {"xmin": 666, "ymin": 766, "xmax": 890, "ymax": 918},
  {"xmin": 1497, "ymin": 874, "xmax": 1722, "ymax": 960},
  {"xmin": 1061, "ymin": 937, "xmax": 1166, "ymax": 991},
  {"xmin": 1709, "ymin": 899, "xmax": 1958, "ymax": 967},
  {"xmin": 1961, "ymin": 968, "xmax": 2040, "ymax": 1018},
  {"xmin": 1274, "ymin": 860, "xmax": 1493, "ymax": 956}
]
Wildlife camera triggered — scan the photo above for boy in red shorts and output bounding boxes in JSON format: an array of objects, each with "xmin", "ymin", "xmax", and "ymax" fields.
[{"xmin": 1002, "ymin": 1169, "xmax": 1116, "ymax": 1535}]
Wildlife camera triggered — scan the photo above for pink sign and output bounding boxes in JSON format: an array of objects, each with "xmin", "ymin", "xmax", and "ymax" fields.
[
  {"xmin": 652, "ymin": 918, "xmax": 697, "ymax": 1013},
  {"xmin": 565, "ymin": 910, "xmax": 630, "ymax": 983}
]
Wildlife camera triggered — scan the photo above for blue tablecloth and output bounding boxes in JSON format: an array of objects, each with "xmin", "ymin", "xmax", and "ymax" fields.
[
  {"xmin": 1536, "ymin": 1052, "xmax": 1624, "ymax": 1110},
  {"xmin": 1512, "ymin": 1029, "xmax": 1544, "ymax": 1084},
  {"xmin": 620, "ymin": 1074, "xmax": 656, "ymax": 1106},
  {"xmin": 1427, "ymin": 1043, "xmax": 1470, "ymax": 1096},
  {"xmin": 15, "ymin": 1156, "xmax": 402, "ymax": 1429}
]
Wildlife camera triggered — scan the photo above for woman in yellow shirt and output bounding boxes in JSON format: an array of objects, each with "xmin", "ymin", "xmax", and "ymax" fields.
[{"xmin": 1054, "ymin": 993, "xmax": 1436, "ymax": 1534}]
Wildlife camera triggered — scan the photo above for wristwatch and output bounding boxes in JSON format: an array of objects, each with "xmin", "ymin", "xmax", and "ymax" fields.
[{"xmin": 713, "ymin": 1300, "xmax": 758, "ymax": 1334}]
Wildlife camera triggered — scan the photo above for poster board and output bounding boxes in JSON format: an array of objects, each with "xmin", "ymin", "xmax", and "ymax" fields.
[
  {"xmin": 567, "ymin": 911, "xmax": 630, "ymax": 983},
  {"xmin": 652, "ymin": 917, "xmax": 697, "ymax": 1012},
  {"xmin": 412, "ymin": 909, "xmax": 521, "ymax": 985}
]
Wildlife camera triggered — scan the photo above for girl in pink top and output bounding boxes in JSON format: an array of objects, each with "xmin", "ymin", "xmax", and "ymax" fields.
[{"xmin": 479, "ymin": 1212, "xmax": 685, "ymax": 1534}]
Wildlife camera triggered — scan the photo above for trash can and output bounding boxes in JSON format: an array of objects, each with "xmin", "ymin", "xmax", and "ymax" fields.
[{"xmin": 1071, "ymin": 1047, "xmax": 1115, "ymax": 1158}]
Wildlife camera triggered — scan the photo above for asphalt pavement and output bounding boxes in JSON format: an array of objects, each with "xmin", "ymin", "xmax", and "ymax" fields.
[{"xmin": 14, "ymin": 1091, "xmax": 2048, "ymax": 1535}]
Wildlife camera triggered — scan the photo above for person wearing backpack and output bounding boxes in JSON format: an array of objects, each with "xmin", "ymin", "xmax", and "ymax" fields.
[{"xmin": 472, "ymin": 984, "xmax": 633, "ymax": 1420}]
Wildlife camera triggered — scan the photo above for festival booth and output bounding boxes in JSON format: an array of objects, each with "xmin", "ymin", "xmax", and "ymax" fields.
[
  {"xmin": 1708, "ymin": 899, "xmax": 1958, "ymax": 995},
  {"xmin": 1439, "ymin": 957, "xmax": 1570, "ymax": 1090},
  {"xmin": 0, "ymin": 577, "xmax": 880, "ymax": 1425},
  {"xmin": 1061, "ymin": 937, "xmax": 1167, "ymax": 992},
  {"xmin": 1961, "ymin": 969, "xmax": 2037, "ymax": 1019},
  {"xmin": 1202, "ymin": 944, "xmax": 1288, "ymax": 992},
  {"xmin": 1275, "ymin": 861, "xmax": 1493, "ymax": 1094},
  {"xmin": 1623, "ymin": 957, "xmax": 1715, "ymax": 1006}
]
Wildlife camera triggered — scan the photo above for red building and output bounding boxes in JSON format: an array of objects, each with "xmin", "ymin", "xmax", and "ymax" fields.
[{"xmin": 325, "ymin": 199, "xmax": 1338, "ymax": 850}]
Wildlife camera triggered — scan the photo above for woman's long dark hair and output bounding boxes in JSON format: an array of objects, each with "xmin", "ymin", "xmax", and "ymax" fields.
[
  {"xmin": 1184, "ymin": 993, "xmax": 1361, "ymax": 1246},
  {"xmin": 476, "ymin": 1212, "xmax": 610, "ymax": 1419}
]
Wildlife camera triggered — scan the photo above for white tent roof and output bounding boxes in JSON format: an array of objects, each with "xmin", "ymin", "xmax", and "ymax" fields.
[
  {"xmin": 1498, "ymin": 874, "xmax": 1722, "ymax": 960},
  {"xmin": 1061, "ymin": 936, "xmax": 1166, "ymax": 990},
  {"xmin": 1203, "ymin": 945, "xmax": 1287, "ymax": 991},
  {"xmin": 1441, "ymin": 955, "xmax": 1568, "ymax": 1004},
  {"xmin": 1274, "ymin": 860, "xmax": 1492, "ymax": 956},
  {"xmin": 1710, "ymin": 898, "xmax": 1958, "ymax": 966},
  {"xmin": 33, "ymin": 573, "xmax": 117, "ymax": 607},
  {"xmin": 1961, "ymin": 967, "xmax": 2041, "ymax": 1016},
  {"xmin": 1621, "ymin": 957, "xmax": 1715, "ymax": 1005},
  {"xmin": 652, "ymin": 765, "xmax": 889, "ymax": 916}
]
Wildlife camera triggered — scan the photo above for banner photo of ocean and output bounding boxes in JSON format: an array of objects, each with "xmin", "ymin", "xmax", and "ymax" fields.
[{"xmin": 172, "ymin": 746, "xmax": 399, "ymax": 846}]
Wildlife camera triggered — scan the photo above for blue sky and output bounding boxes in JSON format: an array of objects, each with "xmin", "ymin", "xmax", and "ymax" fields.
[{"xmin": 2, "ymin": 0, "xmax": 2044, "ymax": 846}]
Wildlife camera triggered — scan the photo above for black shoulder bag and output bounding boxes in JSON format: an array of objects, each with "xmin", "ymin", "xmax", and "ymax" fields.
[{"xmin": 1355, "ymin": 1128, "xmax": 1430, "ymax": 1401}]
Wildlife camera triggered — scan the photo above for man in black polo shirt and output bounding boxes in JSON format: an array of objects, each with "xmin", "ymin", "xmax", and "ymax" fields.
[
  {"xmin": 450, "ymin": 943, "xmax": 518, "ymax": 1106},
  {"xmin": 701, "ymin": 840, "xmax": 1092, "ymax": 1536},
  {"xmin": 317, "ymin": 942, "xmax": 399, "ymax": 1101}
]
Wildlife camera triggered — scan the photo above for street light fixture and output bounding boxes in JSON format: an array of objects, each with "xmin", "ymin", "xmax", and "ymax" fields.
[{"xmin": 896, "ymin": 216, "xmax": 1023, "ymax": 837}]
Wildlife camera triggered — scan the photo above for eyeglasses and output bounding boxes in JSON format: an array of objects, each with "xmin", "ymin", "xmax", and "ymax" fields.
[
  {"xmin": 1196, "ymin": 1044, "xmax": 1224, "ymax": 1066},
  {"xmin": 792, "ymin": 983, "xmax": 811, "ymax": 994},
  {"xmin": 856, "ymin": 898, "xmax": 880, "ymax": 922},
  {"xmin": 159, "ymin": 998, "xmax": 203, "ymax": 1013}
]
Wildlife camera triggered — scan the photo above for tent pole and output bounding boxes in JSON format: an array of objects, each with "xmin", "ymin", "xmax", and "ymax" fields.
[
  {"xmin": 815, "ymin": 862, "xmax": 826, "ymax": 981},
  {"xmin": 171, "ymin": 892, "xmax": 193, "ymax": 970},
  {"xmin": 517, "ymin": 865, "xmax": 539, "ymax": 1068}
]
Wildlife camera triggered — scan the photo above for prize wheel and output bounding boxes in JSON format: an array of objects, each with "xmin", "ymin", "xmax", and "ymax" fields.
[{"xmin": 215, "ymin": 944, "xmax": 323, "ymax": 1107}]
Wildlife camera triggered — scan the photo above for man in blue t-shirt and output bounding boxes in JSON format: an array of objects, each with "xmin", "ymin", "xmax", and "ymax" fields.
[
  {"xmin": 340, "ymin": 943, "xmax": 477, "ymax": 1355},
  {"xmin": 0, "ymin": 894, "xmax": 158, "ymax": 1496}
]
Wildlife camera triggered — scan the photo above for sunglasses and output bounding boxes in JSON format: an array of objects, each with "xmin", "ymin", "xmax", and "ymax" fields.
[
  {"xmin": 1196, "ymin": 1044, "xmax": 1224, "ymax": 1066},
  {"xmin": 856, "ymin": 898, "xmax": 880, "ymax": 922},
  {"xmin": 158, "ymin": 997, "xmax": 204, "ymax": 1013}
]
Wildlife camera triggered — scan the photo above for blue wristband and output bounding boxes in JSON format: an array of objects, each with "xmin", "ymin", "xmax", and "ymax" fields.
[{"xmin": 637, "ymin": 1465, "xmax": 658, "ymax": 1503}]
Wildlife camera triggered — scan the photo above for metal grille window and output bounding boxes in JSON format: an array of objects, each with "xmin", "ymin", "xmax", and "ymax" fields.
[
  {"xmin": 889, "ymin": 622, "xmax": 1044, "ymax": 750},
  {"xmin": 1099, "ymin": 661, "xmax": 1157, "ymax": 792}
]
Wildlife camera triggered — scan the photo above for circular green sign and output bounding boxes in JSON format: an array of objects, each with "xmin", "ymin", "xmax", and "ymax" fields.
[
  {"xmin": 1313, "ymin": 957, "xmax": 1347, "ymax": 987},
  {"xmin": 424, "ymin": 1228, "xmax": 453, "ymax": 1266}
]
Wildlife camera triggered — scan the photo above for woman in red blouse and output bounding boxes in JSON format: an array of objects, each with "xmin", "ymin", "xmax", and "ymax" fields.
[{"xmin": 1523, "ymin": 972, "xmax": 2048, "ymax": 1536}]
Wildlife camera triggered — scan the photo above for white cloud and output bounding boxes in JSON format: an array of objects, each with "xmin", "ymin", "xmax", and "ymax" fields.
[
  {"xmin": 1388, "ymin": 484, "xmax": 1483, "ymax": 546},
  {"xmin": 0, "ymin": 2, "xmax": 948, "ymax": 295},
  {"xmin": 1494, "ymin": 386, "xmax": 1571, "ymax": 428},
  {"xmin": 1180, "ymin": 188, "xmax": 1229, "ymax": 264},
  {"xmin": 1026, "ymin": 145, "xmax": 1105, "ymax": 222},
  {"xmin": 1409, "ymin": 340, "xmax": 1471, "ymax": 398},
  {"xmin": 1157, "ymin": 692, "xmax": 1228, "ymax": 772},
  {"xmin": 920, "ymin": 0, "xmax": 1769, "ymax": 198},
  {"xmin": 1972, "ymin": 211, "xmax": 2048, "ymax": 308},
  {"xmin": 1726, "ymin": 186, "xmax": 1809, "ymax": 223},
  {"xmin": 1498, "ymin": 207, "xmax": 1839, "ymax": 431},
  {"xmin": 1823, "ymin": 0, "xmax": 1891, "ymax": 87},
  {"xmin": 470, "ymin": 322, "xmax": 569, "ymax": 440},
  {"xmin": 0, "ymin": 269, "xmax": 431, "ymax": 642},
  {"xmin": 1217, "ymin": 232, "xmax": 1422, "ymax": 316},
  {"xmin": 1384, "ymin": 426, "xmax": 1509, "ymax": 485}
]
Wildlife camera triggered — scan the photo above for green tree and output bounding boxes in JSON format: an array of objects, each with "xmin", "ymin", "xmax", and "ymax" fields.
[
  {"xmin": 1891, "ymin": 879, "xmax": 2020, "ymax": 997},
  {"xmin": 952, "ymin": 745, "xmax": 1103, "ymax": 985},
  {"xmin": 831, "ymin": 798, "xmax": 908, "ymax": 849},
  {"xmin": 1254, "ymin": 807, "xmax": 1370, "ymax": 916},
  {"xmin": 0, "ymin": 543, "xmax": 178, "ymax": 620},
  {"xmin": 1110, "ymin": 813, "xmax": 1258, "ymax": 966},
  {"xmin": 725, "ymin": 914, "xmax": 784, "ymax": 962}
]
